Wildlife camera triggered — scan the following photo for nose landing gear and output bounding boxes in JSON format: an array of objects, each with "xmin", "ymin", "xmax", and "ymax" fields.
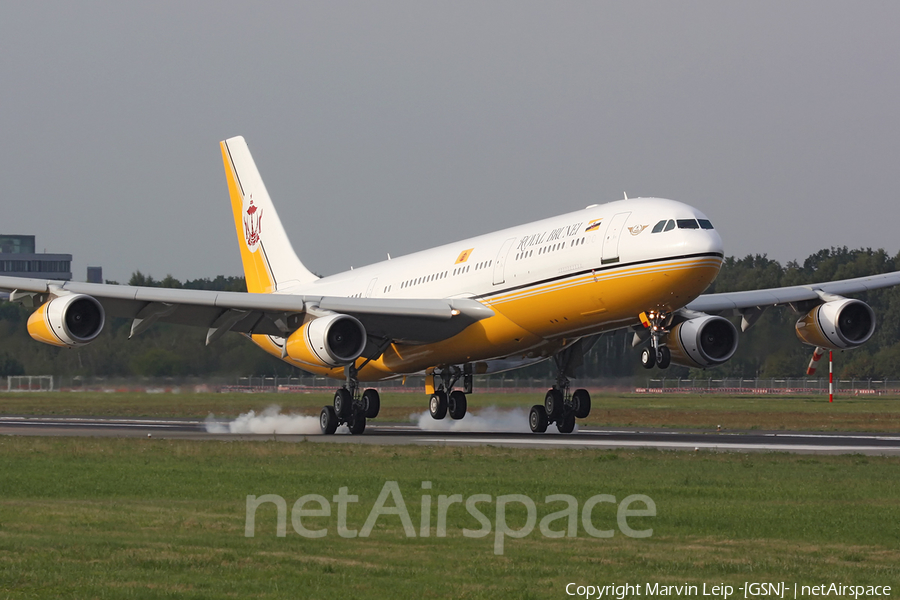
[{"xmin": 638, "ymin": 310, "xmax": 671, "ymax": 370}]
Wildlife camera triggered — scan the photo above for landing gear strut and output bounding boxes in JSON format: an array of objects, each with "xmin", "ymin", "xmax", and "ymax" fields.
[
  {"xmin": 639, "ymin": 310, "xmax": 671, "ymax": 370},
  {"xmin": 529, "ymin": 344, "xmax": 592, "ymax": 434},
  {"xmin": 428, "ymin": 366, "xmax": 471, "ymax": 421},
  {"xmin": 320, "ymin": 364, "xmax": 380, "ymax": 435}
]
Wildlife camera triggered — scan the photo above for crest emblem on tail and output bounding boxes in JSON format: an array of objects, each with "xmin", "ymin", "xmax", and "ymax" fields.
[{"xmin": 243, "ymin": 194, "xmax": 263, "ymax": 252}]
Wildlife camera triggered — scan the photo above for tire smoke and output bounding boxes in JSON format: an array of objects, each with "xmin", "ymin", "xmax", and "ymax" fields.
[
  {"xmin": 205, "ymin": 405, "xmax": 342, "ymax": 435},
  {"xmin": 412, "ymin": 406, "xmax": 535, "ymax": 433}
]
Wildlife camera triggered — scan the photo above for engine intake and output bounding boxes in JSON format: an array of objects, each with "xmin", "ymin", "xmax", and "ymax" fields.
[
  {"xmin": 795, "ymin": 299, "xmax": 875, "ymax": 350},
  {"xmin": 285, "ymin": 312, "xmax": 367, "ymax": 368},
  {"xmin": 667, "ymin": 314, "xmax": 738, "ymax": 368},
  {"xmin": 27, "ymin": 294, "xmax": 106, "ymax": 348}
]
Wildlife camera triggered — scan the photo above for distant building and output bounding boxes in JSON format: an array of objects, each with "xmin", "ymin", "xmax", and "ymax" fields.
[
  {"xmin": 0, "ymin": 234, "xmax": 72, "ymax": 281},
  {"xmin": 87, "ymin": 266, "xmax": 103, "ymax": 283}
]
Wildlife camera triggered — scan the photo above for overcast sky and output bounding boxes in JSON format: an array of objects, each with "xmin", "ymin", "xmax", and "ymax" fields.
[{"xmin": 3, "ymin": 2, "xmax": 899, "ymax": 283}]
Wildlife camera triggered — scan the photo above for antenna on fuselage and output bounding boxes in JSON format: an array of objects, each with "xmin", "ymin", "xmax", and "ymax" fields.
[{"xmin": 623, "ymin": 192, "xmax": 629, "ymax": 200}]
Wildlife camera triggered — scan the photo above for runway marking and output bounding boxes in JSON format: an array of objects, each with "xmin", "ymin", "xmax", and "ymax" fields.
[
  {"xmin": 2, "ymin": 416, "xmax": 899, "ymax": 454},
  {"xmin": 417, "ymin": 436, "xmax": 899, "ymax": 454}
]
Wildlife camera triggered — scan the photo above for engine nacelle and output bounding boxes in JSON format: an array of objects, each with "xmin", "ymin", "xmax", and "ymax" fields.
[
  {"xmin": 285, "ymin": 312, "xmax": 367, "ymax": 368},
  {"xmin": 795, "ymin": 299, "xmax": 875, "ymax": 350},
  {"xmin": 27, "ymin": 294, "xmax": 105, "ymax": 348},
  {"xmin": 667, "ymin": 314, "xmax": 739, "ymax": 368}
]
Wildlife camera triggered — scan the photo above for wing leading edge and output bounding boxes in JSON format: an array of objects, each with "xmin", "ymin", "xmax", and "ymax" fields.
[
  {"xmin": 0, "ymin": 276, "xmax": 494, "ymax": 345},
  {"xmin": 686, "ymin": 270, "xmax": 900, "ymax": 314}
]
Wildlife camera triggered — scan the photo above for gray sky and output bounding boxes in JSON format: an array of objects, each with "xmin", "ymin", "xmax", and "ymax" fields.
[{"xmin": 3, "ymin": 2, "xmax": 899, "ymax": 283}]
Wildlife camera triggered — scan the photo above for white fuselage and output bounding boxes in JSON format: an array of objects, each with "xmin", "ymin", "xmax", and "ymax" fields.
[
  {"xmin": 260, "ymin": 197, "xmax": 725, "ymax": 380},
  {"xmin": 288, "ymin": 197, "xmax": 722, "ymax": 302}
]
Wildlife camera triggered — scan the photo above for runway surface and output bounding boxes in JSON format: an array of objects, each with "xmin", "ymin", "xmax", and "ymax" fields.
[{"xmin": 2, "ymin": 415, "xmax": 900, "ymax": 455}]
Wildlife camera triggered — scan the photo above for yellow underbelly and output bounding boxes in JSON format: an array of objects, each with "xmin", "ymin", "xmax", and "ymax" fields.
[{"xmin": 254, "ymin": 255, "xmax": 722, "ymax": 381}]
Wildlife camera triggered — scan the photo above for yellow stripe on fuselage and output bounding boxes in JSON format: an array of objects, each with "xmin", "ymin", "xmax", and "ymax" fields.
[
  {"xmin": 481, "ymin": 256, "xmax": 721, "ymax": 339},
  {"xmin": 221, "ymin": 141, "xmax": 275, "ymax": 294}
]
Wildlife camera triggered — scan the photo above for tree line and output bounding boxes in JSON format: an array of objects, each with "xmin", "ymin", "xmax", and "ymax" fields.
[{"xmin": 2, "ymin": 248, "xmax": 900, "ymax": 380}]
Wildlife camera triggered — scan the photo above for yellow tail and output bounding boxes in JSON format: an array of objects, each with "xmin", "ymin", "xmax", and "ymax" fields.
[{"xmin": 221, "ymin": 136, "xmax": 319, "ymax": 293}]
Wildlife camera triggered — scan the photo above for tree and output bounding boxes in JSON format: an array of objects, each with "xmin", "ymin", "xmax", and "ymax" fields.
[{"xmin": 0, "ymin": 352, "xmax": 24, "ymax": 377}]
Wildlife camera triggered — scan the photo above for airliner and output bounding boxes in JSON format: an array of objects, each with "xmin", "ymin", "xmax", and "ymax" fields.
[{"xmin": 3, "ymin": 136, "xmax": 899, "ymax": 435}]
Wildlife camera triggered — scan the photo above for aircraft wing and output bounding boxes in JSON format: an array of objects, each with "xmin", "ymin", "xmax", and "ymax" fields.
[
  {"xmin": 686, "ymin": 270, "xmax": 900, "ymax": 314},
  {"xmin": 0, "ymin": 276, "xmax": 494, "ymax": 346}
]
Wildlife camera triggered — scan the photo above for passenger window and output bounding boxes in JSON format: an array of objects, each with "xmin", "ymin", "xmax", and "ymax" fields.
[
  {"xmin": 663, "ymin": 220, "xmax": 676, "ymax": 232},
  {"xmin": 677, "ymin": 219, "xmax": 699, "ymax": 229},
  {"xmin": 698, "ymin": 219, "xmax": 714, "ymax": 230},
  {"xmin": 651, "ymin": 220, "xmax": 667, "ymax": 233}
]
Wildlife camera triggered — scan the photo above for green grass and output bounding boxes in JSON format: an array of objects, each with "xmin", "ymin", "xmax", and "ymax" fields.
[
  {"xmin": 3, "ymin": 390, "xmax": 900, "ymax": 431},
  {"xmin": 1, "ymin": 438, "xmax": 899, "ymax": 598}
]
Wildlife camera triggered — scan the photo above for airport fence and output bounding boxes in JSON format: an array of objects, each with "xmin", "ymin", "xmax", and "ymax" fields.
[
  {"xmin": 3, "ymin": 375, "xmax": 900, "ymax": 396},
  {"xmin": 640, "ymin": 377, "xmax": 900, "ymax": 395}
]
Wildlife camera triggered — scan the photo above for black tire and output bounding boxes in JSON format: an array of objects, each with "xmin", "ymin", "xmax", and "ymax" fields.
[
  {"xmin": 556, "ymin": 411, "xmax": 576, "ymax": 434},
  {"xmin": 640, "ymin": 347, "xmax": 656, "ymax": 369},
  {"xmin": 429, "ymin": 390, "xmax": 448, "ymax": 420},
  {"xmin": 544, "ymin": 388, "xmax": 563, "ymax": 418},
  {"xmin": 348, "ymin": 407, "xmax": 366, "ymax": 435},
  {"xmin": 320, "ymin": 406, "xmax": 338, "ymax": 435},
  {"xmin": 656, "ymin": 346, "xmax": 671, "ymax": 369},
  {"xmin": 333, "ymin": 388, "xmax": 352, "ymax": 419},
  {"xmin": 448, "ymin": 390, "xmax": 468, "ymax": 420},
  {"xmin": 529, "ymin": 405, "xmax": 548, "ymax": 433},
  {"xmin": 573, "ymin": 388, "xmax": 591, "ymax": 419},
  {"xmin": 362, "ymin": 388, "xmax": 381, "ymax": 419}
]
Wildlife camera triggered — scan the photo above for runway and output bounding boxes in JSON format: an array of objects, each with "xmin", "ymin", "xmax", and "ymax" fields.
[{"xmin": 2, "ymin": 415, "xmax": 900, "ymax": 455}]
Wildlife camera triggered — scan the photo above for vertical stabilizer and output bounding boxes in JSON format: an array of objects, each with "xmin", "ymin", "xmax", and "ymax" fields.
[{"xmin": 221, "ymin": 136, "xmax": 319, "ymax": 293}]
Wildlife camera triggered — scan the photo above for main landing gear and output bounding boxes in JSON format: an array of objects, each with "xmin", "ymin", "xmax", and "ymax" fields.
[
  {"xmin": 529, "ymin": 386, "xmax": 591, "ymax": 434},
  {"xmin": 639, "ymin": 310, "xmax": 671, "ymax": 370},
  {"xmin": 529, "ymin": 347, "xmax": 592, "ymax": 434},
  {"xmin": 428, "ymin": 366, "xmax": 471, "ymax": 421},
  {"xmin": 320, "ymin": 365, "xmax": 381, "ymax": 435}
]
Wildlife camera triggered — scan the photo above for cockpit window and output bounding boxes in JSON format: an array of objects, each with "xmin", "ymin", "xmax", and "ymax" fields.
[
  {"xmin": 663, "ymin": 219, "xmax": 676, "ymax": 232},
  {"xmin": 676, "ymin": 219, "xmax": 699, "ymax": 229},
  {"xmin": 651, "ymin": 220, "xmax": 667, "ymax": 233},
  {"xmin": 698, "ymin": 219, "xmax": 714, "ymax": 230}
]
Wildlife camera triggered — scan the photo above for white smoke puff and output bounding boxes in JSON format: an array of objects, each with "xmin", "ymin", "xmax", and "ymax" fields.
[
  {"xmin": 205, "ymin": 405, "xmax": 344, "ymax": 435},
  {"xmin": 412, "ymin": 406, "xmax": 536, "ymax": 433}
]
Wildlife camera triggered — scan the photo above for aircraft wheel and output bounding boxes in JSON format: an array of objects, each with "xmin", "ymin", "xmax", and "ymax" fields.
[
  {"xmin": 362, "ymin": 388, "xmax": 381, "ymax": 419},
  {"xmin": 640, "ymin": 347, "xmax": 656, "ymax": 369},
  {"xmin": 573, "ymin": 388, "xmax": 591, "ymax": 419},
  {"xmin": 429, "ymin": 390, "xmax": 448, "ymax": 420},
  {"xmin": 448, "ymin": 390, "xmax": 467, "ymax": 420},
  {"xmin": 556, "ymin": 411, "xmax": 576, "ymax": 434},
  {"xmin": 529, "ymin": 405, "xmax": 548, "ymax": 433},
  {"xmin": 334, "ymin": 388, "xmax": 352, "ymax": 419},
  {"xmin": 544, "ymin": 388, "xmax": 563, "ymax": 419},
  {"xmin": 656, "ymin": 346, "xmax": 671, "ymax": 369},
  {"xmin": 348, "ymin": 407, "xmax": 366, "ymax": 435},
  {"xmin": 320, "ymin": 406, "xmax": 338, "ymax": 435}
]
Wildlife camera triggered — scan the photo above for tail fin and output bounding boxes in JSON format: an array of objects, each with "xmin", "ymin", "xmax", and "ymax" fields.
[{"xmin": 220, "ymin": 136, "xmax": 319, "ymax": 293}]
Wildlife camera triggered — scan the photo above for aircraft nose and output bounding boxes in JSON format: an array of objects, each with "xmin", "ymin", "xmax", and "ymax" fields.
[
  {"xmin": 677, "ymin": 224, "xmax": 724, "ymax": 258},
  {"xmin": 699, "ymin": 227, "xmax": 724, "ymax": 256}
]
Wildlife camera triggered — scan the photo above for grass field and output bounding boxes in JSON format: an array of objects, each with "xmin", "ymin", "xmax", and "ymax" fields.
[
  {"xmin": 3, "ymin": 390, "xmax": 900, "ymax": 431},
  {"xmin": 1, "ymin": 437, "xmax": 899, "ymax": 599}
]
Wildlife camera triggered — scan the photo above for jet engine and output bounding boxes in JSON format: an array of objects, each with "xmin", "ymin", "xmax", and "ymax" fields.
[
  {"xmin": 667, "ymin": 314, "xmax": 739, "ymax": 368},
  {"xmin": 795, "ymin": 299, "xmax": 875, "ymax": 350},
  {"xmin": 27, "ymin": 294, "xmax": 106, "ymax": 348},
  {"xmin": 285, "ymin": 312, "xmax": 367, "ymax": 368}
]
